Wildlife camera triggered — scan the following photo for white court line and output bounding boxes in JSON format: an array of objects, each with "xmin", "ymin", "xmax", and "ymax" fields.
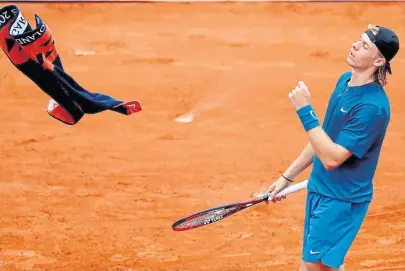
[{"xmin": 366, "ymin": 209, "xmax": 404, "ymax": 218}]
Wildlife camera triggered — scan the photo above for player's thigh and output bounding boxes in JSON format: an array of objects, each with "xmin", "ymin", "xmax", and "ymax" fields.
[{"xmin": 302, "ymin": 194, "xmax": 355, "ymax": 266}]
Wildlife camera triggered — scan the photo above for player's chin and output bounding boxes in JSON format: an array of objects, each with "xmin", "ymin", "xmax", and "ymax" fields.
[{"xmin": 346, "ymin": 57, "xmax": 354, "ymax": 66}]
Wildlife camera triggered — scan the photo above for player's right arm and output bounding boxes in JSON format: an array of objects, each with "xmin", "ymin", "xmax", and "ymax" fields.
[{"xmin": 265, "ymin": 142, "xmax": 314, "ymax": 201}]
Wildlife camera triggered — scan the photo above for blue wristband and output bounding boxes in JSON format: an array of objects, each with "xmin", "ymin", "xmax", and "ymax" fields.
[{"xmin": 297, "ymin": 105, "xmax": 320, "ymax": 131}]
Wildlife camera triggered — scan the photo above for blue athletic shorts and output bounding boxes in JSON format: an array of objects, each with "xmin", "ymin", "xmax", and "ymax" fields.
[{"xmin": 302, "ymin": 191, "xmax": 370, "ymax": 269}]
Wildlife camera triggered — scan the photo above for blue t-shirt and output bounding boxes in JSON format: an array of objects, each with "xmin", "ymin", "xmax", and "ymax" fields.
[{"xmin": 308, "ymin": 71, "xmax": 391, "ymax": 203}]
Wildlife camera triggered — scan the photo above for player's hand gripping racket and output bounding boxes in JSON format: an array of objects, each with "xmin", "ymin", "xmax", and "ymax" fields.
[{"xmin": 172, "ymin": 179, "xmax": 308, "ymax": 231}]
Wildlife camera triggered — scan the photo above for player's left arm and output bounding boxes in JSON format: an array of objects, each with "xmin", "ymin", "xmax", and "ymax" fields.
[
  {"xmin": 305, "ymin": 127, "xmax": 351, "ymax": 170},
  {"xmin": 289, "ymin": 81, "xmax": 387, "ymax": 170}
]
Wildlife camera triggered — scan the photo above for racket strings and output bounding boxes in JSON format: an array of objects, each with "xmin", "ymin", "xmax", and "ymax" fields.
[{"xmin": 174, "ymin": 207, "xmax": 239, "ymax": 230}]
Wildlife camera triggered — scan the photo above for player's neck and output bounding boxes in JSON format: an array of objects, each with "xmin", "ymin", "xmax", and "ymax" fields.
[{"xmin": 349, "ymin": 69, "xmax": 375, "ymax": 87}]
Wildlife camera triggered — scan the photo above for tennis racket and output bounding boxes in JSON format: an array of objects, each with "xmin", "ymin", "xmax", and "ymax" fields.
[{"xmin": 172, "ymin": 179, "xmax": 308, "ymax": 231}]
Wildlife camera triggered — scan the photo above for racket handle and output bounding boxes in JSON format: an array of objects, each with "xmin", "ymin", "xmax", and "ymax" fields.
[{"xmin": 267, "ymin": 179, "xmax": 308, "ymax": 200}]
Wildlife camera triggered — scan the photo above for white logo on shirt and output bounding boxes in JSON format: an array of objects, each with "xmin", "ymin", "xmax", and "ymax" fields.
[
  {"xmin": 340, "ymin": 107, "xmax": 348, "ymax": 113},
  {"xmin": 310, "ymin": 250, "xmax": 321, "ymax": 255}
]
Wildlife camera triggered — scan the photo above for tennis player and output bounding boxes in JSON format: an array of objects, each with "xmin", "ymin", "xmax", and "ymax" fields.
[{"xmin": 265, "ymin": 24, "xmax": 400, "ymax": 271}]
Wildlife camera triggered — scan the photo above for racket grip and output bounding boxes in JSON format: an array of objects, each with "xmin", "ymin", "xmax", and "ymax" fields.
[{"xmin": 270, "ymin": 179, "xmax": 308, "ymax": 200}]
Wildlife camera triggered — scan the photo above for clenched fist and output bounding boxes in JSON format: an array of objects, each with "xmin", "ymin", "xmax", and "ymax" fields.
[{"xmin": 289, "ymin": 81, "xmax": 311, "ymax": 110}]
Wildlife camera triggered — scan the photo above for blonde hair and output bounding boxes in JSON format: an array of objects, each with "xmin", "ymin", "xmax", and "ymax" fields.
[
  {"xmin": 372, "ymin": 50, "xmax": 388, "ymax": 87},
  {"xmin": 373, "ymin": 65, "xmax": 388, "ymax": 87}
]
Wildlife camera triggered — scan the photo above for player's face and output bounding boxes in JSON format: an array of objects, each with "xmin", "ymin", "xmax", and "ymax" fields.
[{"xmin": 346, "ymin": 33, "xmax": 386, "ymax": 71}]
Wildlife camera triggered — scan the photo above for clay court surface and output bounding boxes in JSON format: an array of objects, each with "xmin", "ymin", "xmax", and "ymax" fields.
[{"xmin": 0, "ymin": 2, "xmax": 404, "ymax": 271}]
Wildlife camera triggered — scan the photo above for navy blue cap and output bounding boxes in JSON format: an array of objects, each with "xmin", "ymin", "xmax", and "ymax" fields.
[{"xmin": 365, "ymin": 24, "xmax": 400, "ymax": 74}]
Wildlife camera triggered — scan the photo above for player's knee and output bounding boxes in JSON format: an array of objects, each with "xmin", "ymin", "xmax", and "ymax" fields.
[
  {"xmin": 299, "ymin": 260, "xmax": 308, "ymax": 271},
  {"xmin": 301, "ymin": 260, "xmax": 323, "ymax": 271},
  {"xmin": 307, "ymin": 261, "xmax": 343, "ymax": 271}
]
